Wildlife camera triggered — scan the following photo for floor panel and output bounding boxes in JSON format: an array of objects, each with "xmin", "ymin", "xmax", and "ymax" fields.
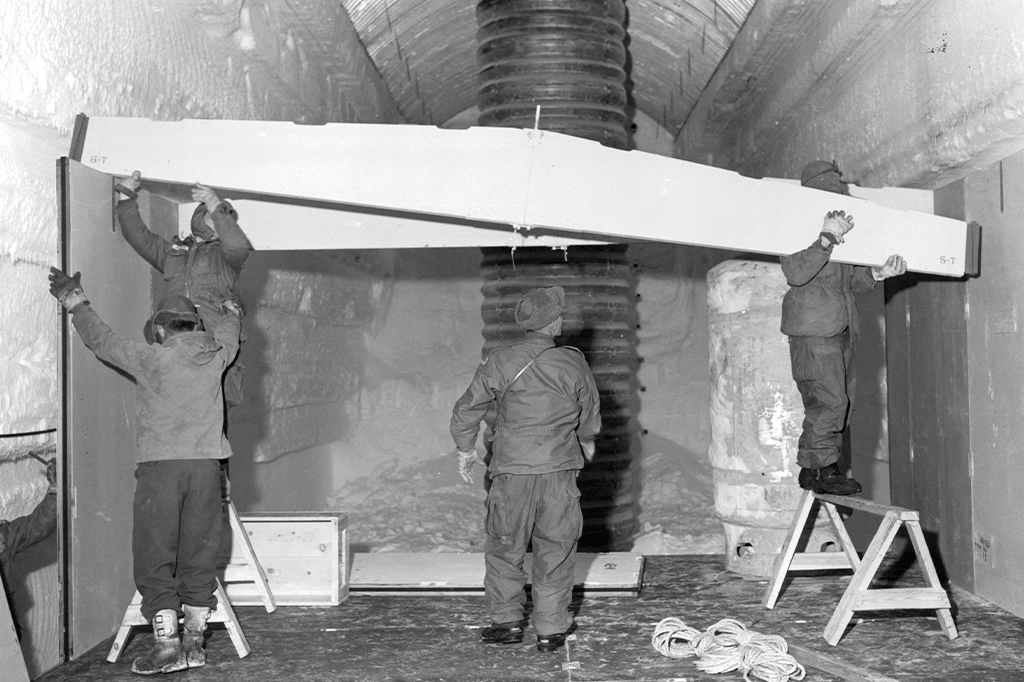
[{"xmin": 37, "ymin": 555, "xmax": 1024, "ymax": 681}]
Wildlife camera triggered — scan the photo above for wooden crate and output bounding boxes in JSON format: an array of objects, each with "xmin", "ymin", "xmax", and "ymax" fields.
[{"xmin": 218, "ymin": 512, "xmax": 348, "ymax": 606}]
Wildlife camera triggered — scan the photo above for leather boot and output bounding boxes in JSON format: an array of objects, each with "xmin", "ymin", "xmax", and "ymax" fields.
[
  {"xmin": 480, "ymin": 619, "xmax": 527, "ymax": 644},
  {"xmin": 800, "ymin": 463, "xmax": 862, "ymax": 496},
  {"xmin": 131, "ymin": 609, "xmax": 186, "ymax": 675},
  {"xmin": 181, "ymin": 604, "xmax": 211, "ymax": 668}
]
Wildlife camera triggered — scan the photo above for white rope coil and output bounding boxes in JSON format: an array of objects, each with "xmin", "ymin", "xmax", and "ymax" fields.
[{"xmin": 652, "ymin": 617, "xmax": 806, "ymax": 682}]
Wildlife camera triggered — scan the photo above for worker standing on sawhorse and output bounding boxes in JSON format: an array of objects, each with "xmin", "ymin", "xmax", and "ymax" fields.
[{"xmin": 780, "ymin": 159, "xmax": 907, "ymax": 496}]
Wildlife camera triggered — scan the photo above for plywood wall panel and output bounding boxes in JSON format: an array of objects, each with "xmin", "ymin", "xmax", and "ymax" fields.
[{"xmin": 964, "ymin": 151, "xmax": 1024, "ymax": 618}]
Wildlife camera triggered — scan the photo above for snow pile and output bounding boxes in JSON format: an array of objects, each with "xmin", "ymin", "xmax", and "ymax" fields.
[{"xmin": 327, "ymin": 446, "xmax": 724, "ymax": 555}]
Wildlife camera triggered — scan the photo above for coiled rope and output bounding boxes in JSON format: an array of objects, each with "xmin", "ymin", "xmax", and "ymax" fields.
[{"xmin": 651, "ymin": 617, "xmax": 806, "ymax": 682}]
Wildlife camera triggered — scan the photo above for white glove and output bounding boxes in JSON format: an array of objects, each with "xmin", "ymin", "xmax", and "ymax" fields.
[
  {"xmin": 581, "ymin": 440, "xmax": 596, "ymax": 462},
  {"xmin": 222, "ymin": 299, "xmax": 244, "ymax": 318},
  {"xmin": 191, "ymin": 183, "xmax": 222, "ymax": 213},
  {"xmin": 116, "ymin": 170, "xmax": 142, "ymax": 197},
  {"xmin": 457, "ymin": 448, "xmax": 484, "ymax": 484},
  {"xmin": 820, "ymin": 210, "xmax": 854, "ymax": 245},
  {"xmin": 872, "ymin": 254, "xmax": 907, "ymax": 281}
]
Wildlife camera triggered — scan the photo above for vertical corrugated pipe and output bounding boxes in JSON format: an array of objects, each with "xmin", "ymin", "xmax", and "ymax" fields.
[
  {"xmin": 476, "ymin": 0, "xmax": 629, "ymax": 149},
  {"xmin": 475, "ymin": 0, "xmax": 637, "ymax": 550}
]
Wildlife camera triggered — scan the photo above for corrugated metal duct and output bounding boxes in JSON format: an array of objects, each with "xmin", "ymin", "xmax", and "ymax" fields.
[{"xmin": 475, "ymin": 0, "xmax": 639, "ymax": 550}]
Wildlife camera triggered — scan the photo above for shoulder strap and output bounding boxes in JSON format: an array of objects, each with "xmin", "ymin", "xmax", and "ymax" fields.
[{"xmin": 496, "ymin": 347, "xmax": 551, "ymax": 411}]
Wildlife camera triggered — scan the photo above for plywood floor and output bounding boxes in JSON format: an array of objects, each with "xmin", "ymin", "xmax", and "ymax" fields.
[{"xmin": 36, "ymin": 554, "xmax": 1024, "ymax": 681}]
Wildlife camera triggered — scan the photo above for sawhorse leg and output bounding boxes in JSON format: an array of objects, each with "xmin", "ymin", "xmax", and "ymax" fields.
[{"xmin": 762, "ymin": 489, "xmax": 859, "ymax": 609}]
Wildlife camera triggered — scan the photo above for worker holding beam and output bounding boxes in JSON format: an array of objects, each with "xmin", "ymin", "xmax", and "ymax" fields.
[
  {"xmin": 114, "ymin": 171, "xmax": 252, "ymax": 510},
  {"xmin": 783, "ymin": 160, "xmax": 907, "ymax": 496},
  {"xmin": 114, "ymin": 171, "xmax": 251, "ymax": 409},
  {"xmin": 48, "ymin": 268, "xmax": 241, "ymax": 675}
]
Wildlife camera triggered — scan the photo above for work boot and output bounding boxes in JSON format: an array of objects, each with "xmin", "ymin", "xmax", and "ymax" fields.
[
  {"xmin": 536, "ymin": 622, "xmax": 576, "ymax": 652},
  {"xmin": 181, "ymin": 604, "xmax": 211, "ymax": 668},
  {"xmin": 480, "ymin": 619, "xmax": 526, "ymax": 644},
  {"xmin": 131, "ymin": 609, "xmax": 186, "ymax": 676},
  {"xmin": 536, "ymin": 632, "xmax": 567, "ymax": 652},
  {"xmin": 800, "ymin": 463, "xmax": 862, "ymax": 496},
  {"xmin": 798, "ymin": 467, "xmax": 817, "ymax": 490}
]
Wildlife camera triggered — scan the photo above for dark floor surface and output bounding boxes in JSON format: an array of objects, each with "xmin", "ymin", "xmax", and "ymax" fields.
[{"xmin": 37, "ymin": 555, "xmax": 1024, "ymax": 681}]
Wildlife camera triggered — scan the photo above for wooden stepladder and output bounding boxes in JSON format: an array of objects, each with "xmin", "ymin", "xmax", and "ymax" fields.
[
  {"xmin": 762, "ymin": 489, "xmax": 958, "ymax": 645},
  {"xmin": 107, "ymin": 501, "xmax": 275, "ymax": 663},
  {"xmin": 106, "ymin": 579, "xmax": 249, "ymax": 663}
]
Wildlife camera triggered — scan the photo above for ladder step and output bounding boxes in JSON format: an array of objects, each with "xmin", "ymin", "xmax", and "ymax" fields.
[
  {"xmin": 853, "ymin": 588, "xmax": 952, "ymax": 611},
  {"xmin": 789, "ymin": 552, "xmax": 856, "ymax": 571}
]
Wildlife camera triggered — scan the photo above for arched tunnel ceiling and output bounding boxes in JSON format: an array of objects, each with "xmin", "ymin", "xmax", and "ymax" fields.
[
  {"xmin": 340, "ymin": 0, "xmax": 758, "ymax": 133},
  {"xmin": 333, "ymin": 0, "xmax": 1024, "ymax": 189}
]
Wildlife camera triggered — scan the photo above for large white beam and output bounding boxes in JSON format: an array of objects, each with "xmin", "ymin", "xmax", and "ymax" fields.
[
  {"xmin": 174, "ymin": 200, "xmax": 613, "ymax": 250},
  {"xmin": 73, "ymin": 117, "xmax": 975, "ymax": 276}
]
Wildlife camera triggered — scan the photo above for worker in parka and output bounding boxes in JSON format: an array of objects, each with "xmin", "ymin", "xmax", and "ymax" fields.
[
  {"xmin": 781, "ymin": 160, "xmax": 907, "ymax": 496},
  {"xmin": 114, "ymin": 171, "xmax": 251, "ymax": 408},
  {"xmin": 49, "ymin": 267, "xmax": 241, "ymax": 676},
  {"xmin": 1, "ymin": 457, "xmax": 57, "ymax": 641},
  {"xmin": 451, "ymin": 286, "xmax": 601, "ymax": 653}
]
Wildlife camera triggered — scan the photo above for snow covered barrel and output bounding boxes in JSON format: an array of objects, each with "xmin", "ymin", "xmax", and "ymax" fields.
[{"xmin": 707, "ymin": 259, "xmax": 840, "ymax": 577}]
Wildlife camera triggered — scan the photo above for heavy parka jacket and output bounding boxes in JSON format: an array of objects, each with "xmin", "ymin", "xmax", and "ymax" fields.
[
  {"xmin": 116, "ymin": 196, "xmax": 251, "ymax": 328},
  {"xmin": 780, "ymin": 238, "xmax": 877, "ymax": 341},
  {"xmin": 451, "ymin": 333, "xmax": 602, "ymax": 476},
  {"xmin": 70, "ymin": 303, "xmax": 240, "ymax": 463},
  {"xmin": 1, "ymin": 488, "xmax": 56, "ymax": 638}
]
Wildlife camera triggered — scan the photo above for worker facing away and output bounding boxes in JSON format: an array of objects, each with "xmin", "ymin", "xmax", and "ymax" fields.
[
  {"xmin": 781, "ymin": 160, "xmax": 907, "ymax": 496},
  {"xmin": 49, "ymin": 267, "xmax": 241, "ymax": 675},
  {"xmin": 451, "ymin": 285, "xmax": 601, "ymax": 652}
]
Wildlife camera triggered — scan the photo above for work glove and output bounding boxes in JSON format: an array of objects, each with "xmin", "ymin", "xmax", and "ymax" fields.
[
  {"xmin": 222, "ymin": 299, "xmax": 244, "ymax": 319},
  {"xmin": 820, "ymin": 210, "xmax": 854, "ymax": 245},
  {"xmin": 48, "ymin": 267, "xmax": 89, "ymax": 311},
  {"xmin": 46, "ymin": 459, "xmax": 57, "ymax": 494},
  {"xmin": 457, "ymin": 448, "xmax": 485, "ymax": 484},
  {"xmin": 872, "ymin": 254, "xmax": 907, "ymax": 281},
  {"xmin": 581, "ymin": 440, "xmax": 596, "ymax": 462},
  {"xmin": 115, "ymin": 170, "xmax": 142, "ymax": 198},
  {"xmin": 192, "ymin": 183, "xmax": 222, "ymax": 213}
]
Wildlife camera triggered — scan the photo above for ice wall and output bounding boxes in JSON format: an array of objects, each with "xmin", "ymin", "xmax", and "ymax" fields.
[{"xmin": 0, "ymin": 1, "xmax": 398, "ymax": 673}]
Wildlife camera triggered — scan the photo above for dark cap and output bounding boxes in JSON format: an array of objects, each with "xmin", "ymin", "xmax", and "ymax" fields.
[
  {"xmin": 144, "ymin": 295, "xmax": 200, "ymax": 344},
  {"xmin": 514, "ymin": 286, "xmax": 565, "ymax": 331},
  {"xmin": 800, "ymin": 159, "xmax": 845, "ymax": 194}
]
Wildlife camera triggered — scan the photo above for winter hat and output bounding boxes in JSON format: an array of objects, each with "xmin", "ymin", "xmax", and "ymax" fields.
[
  {"xmin": 800, "ymin": 159, "xmax": 845, "ymax": 194},
  {"xmin": 144, "ymin": 295, "xmax": 201, "ymax": 344},
  {"xmin": 515, "ymin": 286, "xmax": 565, "ymax": 331}
]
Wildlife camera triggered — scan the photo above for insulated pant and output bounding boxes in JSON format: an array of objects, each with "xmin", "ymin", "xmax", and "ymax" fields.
[
  {"xmin": 789, "ymin": 332, "xmax": 856, "ymax": 470},
  {"xmin": 133, "ymin": 459, "xmax": 222, "ymax": 621},
  {"xmin": 484, "ymin": 469, "xmax": 582, "ymax": 636}
]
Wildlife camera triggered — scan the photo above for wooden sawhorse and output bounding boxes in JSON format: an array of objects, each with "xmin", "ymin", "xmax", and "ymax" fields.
[
  {"xmin": 107, "ymin": 501, "xmax": 275, "ymax": 663},
  {"xmin": 762, "ymin": 489, "xmax": 958, "ymax": 645}
]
